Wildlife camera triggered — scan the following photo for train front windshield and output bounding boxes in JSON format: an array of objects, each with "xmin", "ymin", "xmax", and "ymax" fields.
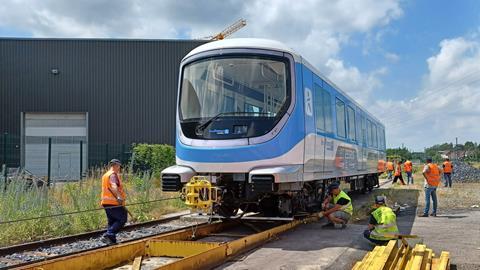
[{"xmin": 179, "ymin": 56, "xmax": 290, "ymax": 139}]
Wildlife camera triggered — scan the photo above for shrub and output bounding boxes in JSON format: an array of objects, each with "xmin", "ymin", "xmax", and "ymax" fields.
[{"xmin": 131, "ymin": 144, "xmax": 175, "ymax": 176}]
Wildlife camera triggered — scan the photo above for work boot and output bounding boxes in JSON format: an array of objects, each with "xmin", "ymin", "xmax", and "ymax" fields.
[
  {"xmin": 321, "ymin": 222, "xmax": 335, "ymax": 228},
  {"xmin": 101, "ymin": 234, "xmax": 116, "ymax": 245},
  {"xmin": 340, "ymin": 222, "xmax": 347, "ymax": 229},
  {"xmin": 418, "ymin": 213, "xmax": 429, "ymax": 217}
]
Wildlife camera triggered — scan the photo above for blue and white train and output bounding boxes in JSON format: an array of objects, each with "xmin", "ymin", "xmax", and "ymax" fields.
[{"xmin": 162, "ymin": 38, "xmax": 386, "ymax": 216}]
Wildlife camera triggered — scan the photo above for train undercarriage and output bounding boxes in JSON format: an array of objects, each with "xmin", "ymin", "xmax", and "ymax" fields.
[{"xmin": 163, "ymin": 172, "xmax": 380, "ymax": 217}]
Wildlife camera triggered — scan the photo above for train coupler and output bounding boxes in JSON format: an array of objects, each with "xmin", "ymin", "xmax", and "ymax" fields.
[{"xmin": 181, "ymin": 176, "xmax": 220, "ymax": 213}]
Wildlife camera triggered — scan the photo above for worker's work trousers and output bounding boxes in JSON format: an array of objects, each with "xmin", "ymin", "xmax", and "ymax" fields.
[
  {"xmin": 326, "ymin": 204, "xmax": 351, "ymax": 223},
  {"xmin": 104, "ymin": 205, "xmax": 128, "ymax": 240},
  {"xmin": 443, "ymin": 173, "xmax": 452, "ymax": 188},
  {"xmin": 392, "ymin": 174, "xmax": 405, "ymax": 185},
  {"xmin": 423, "ymin": 187, "xmax": 437, "ymax": 215},
  {"xmin": 387, "ymin": 170, "xmax": 393, "ymax": 180},
  {"xmin": 363, "ymin": 230, "xmax": 389, "ymax": 245},
  {"xmin": 406, "ymin": 172, "xmax": 413, "ymax": 185}
]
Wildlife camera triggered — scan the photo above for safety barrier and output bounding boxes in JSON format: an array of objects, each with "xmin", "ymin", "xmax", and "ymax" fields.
[{"xmin": 352, "ymin": 239, "xmax": 450, "ymax": 270}]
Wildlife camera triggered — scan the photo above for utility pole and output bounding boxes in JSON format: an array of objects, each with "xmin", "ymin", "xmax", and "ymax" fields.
[{"xmin": 455, "ymin": 137, "xmax": 458, "ymax": 161}]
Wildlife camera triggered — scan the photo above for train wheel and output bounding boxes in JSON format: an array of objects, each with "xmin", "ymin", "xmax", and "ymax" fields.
[{"xmin": 259, "ymin": 195, "xmax": 279, "ymax": 217}]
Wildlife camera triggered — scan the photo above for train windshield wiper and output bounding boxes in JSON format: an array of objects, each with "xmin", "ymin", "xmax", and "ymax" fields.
[{"xmin": 195, "ymin": 112, "xmax": 273, "ymax": 135}]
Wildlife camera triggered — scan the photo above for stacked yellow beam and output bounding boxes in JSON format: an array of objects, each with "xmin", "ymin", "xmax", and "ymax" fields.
[{"xmin": 352, "ymin": 240, "xmax": 450, "ymax": 270}]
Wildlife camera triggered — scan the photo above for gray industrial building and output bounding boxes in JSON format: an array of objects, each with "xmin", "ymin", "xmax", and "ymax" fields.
[{"xmin": 0, "ymin": 38, "xmax": 206, "ymax": 180}]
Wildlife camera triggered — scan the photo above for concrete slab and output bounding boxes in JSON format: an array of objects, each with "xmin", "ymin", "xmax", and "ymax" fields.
[
  {"xmin": 219, "ymin": 222, "xmax": 371, "ymax": 270},
  {"xmin": 218, "ymin": 193, "xmax": 480, "ymax": 270}
]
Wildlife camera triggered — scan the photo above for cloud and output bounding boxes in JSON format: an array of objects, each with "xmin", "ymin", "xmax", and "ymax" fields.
[
  {"xmin": 325, "ymin": 59, "xmax": 387, "ymax": 104},
  {"xmin": 373, "ymin": 36, "xmax": 480, "ymax": 150},
  {"xmin": 0, "ymin": 1, "xmax": 402, "ymax": 99},
  {"xmin": 384, "ymin": 52, "xmax": 400, "ymax": 62}
]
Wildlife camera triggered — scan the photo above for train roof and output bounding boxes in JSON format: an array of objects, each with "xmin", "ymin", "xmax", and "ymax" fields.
[{"xmin": 184, "ymin": 38, "xmax": 383, "ymax": 126}]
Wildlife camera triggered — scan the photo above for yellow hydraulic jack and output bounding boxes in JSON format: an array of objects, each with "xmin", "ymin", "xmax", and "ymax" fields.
[{"xmin": 182, "ymin": 176, "xmax": 220, "ymax": 213}]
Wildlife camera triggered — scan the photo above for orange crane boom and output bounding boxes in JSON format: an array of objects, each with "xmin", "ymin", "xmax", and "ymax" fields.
[{"xmin": 206, "ymin": 19, "xmax": 247, "ymax": 40}]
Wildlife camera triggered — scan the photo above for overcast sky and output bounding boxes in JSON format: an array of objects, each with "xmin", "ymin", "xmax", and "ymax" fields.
[{"xmin": 1, "ymin": 0, "xmax": 480, "ymax": 151}]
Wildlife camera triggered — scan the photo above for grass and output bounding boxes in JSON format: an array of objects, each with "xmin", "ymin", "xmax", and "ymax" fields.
[
  {"xmin": 389, "ymin": 167, "xmax": 480, "ymax": 210},
  {"xmin": 351, "ymin": 188, "xmax": 419, "ymax": 222},
  {"xmin": 0, "ymin": 172, "xmax": 185, "ymax": 247},
  {"xmin": 354, "ymin": 163, "xmax": 480, "ymax": 221}
]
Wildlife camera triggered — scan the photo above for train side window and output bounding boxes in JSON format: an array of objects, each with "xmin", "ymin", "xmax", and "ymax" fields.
[
  {"xmin": 362, "ymin": 114, "xmax": 367, "ymax": 145},
  {"xmin": 335, "ymin": 98, "xmax": 346, "ymax": 138},
  {"xmin": 323, "ymin": 90, "xmax": 333, "ymax": 133},
  {"xmin": 347, "ymin": 106, "xmax": 356, "ymax": 141},
  {"xmin": 367, "ymin": 119, "xmax": 373, "ymax": 147},
  {"xmin": 314, "ymin": 83, "xmax": 325, "ymax": 131},
  {"xmin": 382, "ymin": 127, "xmax": 386, "ymax": 148},
  {"xmin": 373, "ymin": 123, "xmax": 378, "ymax": 148}
]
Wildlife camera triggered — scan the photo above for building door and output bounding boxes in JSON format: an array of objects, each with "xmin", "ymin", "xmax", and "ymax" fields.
[{"xmin": 24, "ymin": 113, "xmax": 87, "ymax": 181}]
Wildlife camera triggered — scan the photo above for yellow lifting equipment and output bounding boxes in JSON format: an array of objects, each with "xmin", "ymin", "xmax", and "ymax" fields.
[{"xmin": 182, "ymin": 176, "xmax": 220, "ymax": 213}]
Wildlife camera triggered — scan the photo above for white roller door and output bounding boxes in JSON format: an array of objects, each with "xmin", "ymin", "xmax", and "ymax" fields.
[{"xmin": 24, "ymin": 113, "xmax": 87, "ymax": 181}]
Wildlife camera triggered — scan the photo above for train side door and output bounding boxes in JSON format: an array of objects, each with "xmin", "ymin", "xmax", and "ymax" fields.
[
  {"xmin": 302, "ymin": 67, "xmax": 316, "ymax": 177},
  {"xmin": 312, "ymin": 78, "xmax": 326, "ymax": 178}
]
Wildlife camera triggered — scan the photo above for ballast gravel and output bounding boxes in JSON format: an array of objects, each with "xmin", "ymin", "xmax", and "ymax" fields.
[{"xmin": 0, "ymin": 219, "xmax": 199, "ymax": 268}]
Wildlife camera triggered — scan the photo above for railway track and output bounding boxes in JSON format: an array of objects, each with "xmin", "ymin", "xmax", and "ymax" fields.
[
  {"xmin": 0, "ymin": 211, "xmax": 199, "ymax": 269},
  {"xmin": 7, "ymin": 213, "xmax": 322, "ymax": 270}
]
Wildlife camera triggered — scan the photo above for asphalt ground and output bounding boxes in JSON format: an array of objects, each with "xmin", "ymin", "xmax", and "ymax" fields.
[{"xmin": 218, "ymin": 180, "xmax": 480, "ymax": 270}]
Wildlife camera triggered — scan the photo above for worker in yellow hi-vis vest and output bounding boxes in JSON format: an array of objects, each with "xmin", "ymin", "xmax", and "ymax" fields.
[
  {"xmin": 363, "ymin": 196, "xmax": 399, "ymax": 245},
  {"xmin": 321, "ymin": 182, "xmax": 353, "ymax": 229}
]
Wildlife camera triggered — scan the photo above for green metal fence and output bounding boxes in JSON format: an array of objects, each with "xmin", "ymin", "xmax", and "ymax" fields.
[{"xmin": 1, "ymin": 132, "xmax": 133, "ymax": 185}]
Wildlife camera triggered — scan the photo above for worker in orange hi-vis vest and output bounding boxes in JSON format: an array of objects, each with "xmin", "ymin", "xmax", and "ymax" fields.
[
  {"xmin": 419, "ymin": 157, "xmax": 441, "ymax": 217},
  {"xmin": 442, "ymin": 158, "xmax": 454, "ymax": 188},
  {"xmin": 404, "ymin": 160, "xmax": 413, "ymax": 185},
  {"xmin": 101, "ymin": 159, "xmax": 127, "ymax": 244},
  {"xmin": 386, "ymin": 160, "xmax": 394, "ymax": 180},
  {"xmin": 392, "ymin": 160, "xmax": 406, "ymax": 185}
]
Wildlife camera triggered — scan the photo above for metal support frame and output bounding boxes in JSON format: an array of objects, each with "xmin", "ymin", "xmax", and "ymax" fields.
[
  {"xmin": 47, "ymin": 137, "xmax": 52, "ymax": 186},
  {"xmin": 16, "ymin": 214, "xmax": 323, "ymax": 270},
  {"xmin": 79, "ymin": 141, "xmax": 83, "ymax": 180},
  {"xmin": 3, "ymin": 132, "xmax": 7, "ymax": 190}
]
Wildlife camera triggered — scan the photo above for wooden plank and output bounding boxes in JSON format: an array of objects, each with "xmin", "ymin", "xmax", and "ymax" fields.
[
  {"xmin": 380, "ymin": 240, "xmax": 398, "ymax": 270},
  {"xmin": 424, "ymin": 248, "xmax": 433, "ymax": 270},
  {"xmin": 132, "ymin": 256, "xmax": 142, "ymax": 270},
  {"xmin": 388, "ymin": 243, "xmax": 405, "ymax": 270},
  {"xmin": 410, "ymin": 244, "xmax": 426, "ymax": 270},
  {"xmin": 437, "ymin": 251, "xmax": 450, "ymax": 270},
  {"xmin": 431, "ymin": 258, "xmax": 440, "ymax": 270},
  {"xmin": 352, "ymin": 261, "xmax": 363, "ymax": 270},
  {"xmin": 360, "ymin": 247, "xmax": 385, "ymax": 270},
  {"xmin": 395, "ymin": 246, "xmax": 411, "ymax": 270}
]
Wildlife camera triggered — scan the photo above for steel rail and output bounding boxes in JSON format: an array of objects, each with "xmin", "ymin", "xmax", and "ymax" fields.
[
  {"xmin": 0, "ymin": 211, "xmax": 190, "ymax": 261},
  {"xmin": 13, "ymin": 213, "xmax": 323, "ymax": 270}
]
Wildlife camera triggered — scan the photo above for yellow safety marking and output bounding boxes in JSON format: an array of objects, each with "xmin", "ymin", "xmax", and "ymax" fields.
[
  {"xmin": 155, "ymin": 213, "xmax": 322, "ymax": 269},
  {"xmin": 17, "ymin": 241, "xmax": 145, "ymax": 270},
  {"xmin": 146, "ymin": 240, "xmax": 222, "ymax": 257},
  {"xmin": 16, "ymin": 221, "xmax": 230, "ymax": 270},
  {"xmin": 132, "ymin": 256, "xmax": 142, "ymax": 270}
]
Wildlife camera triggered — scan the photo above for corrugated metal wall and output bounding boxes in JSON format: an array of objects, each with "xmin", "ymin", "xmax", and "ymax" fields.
[{"xmin": 0, "ymin": 38, "xmax": 206, "ymax": 166}]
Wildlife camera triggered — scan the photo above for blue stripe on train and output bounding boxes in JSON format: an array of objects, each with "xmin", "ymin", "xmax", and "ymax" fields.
[{"xmin": 176, "ymin": 62, "xmax": 305, "ymax": 163}]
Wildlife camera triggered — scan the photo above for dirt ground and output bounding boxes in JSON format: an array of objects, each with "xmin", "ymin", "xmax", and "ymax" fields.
[{"xmin": 218, "ymin": 178, "xmax": 480, "ymax": 270}]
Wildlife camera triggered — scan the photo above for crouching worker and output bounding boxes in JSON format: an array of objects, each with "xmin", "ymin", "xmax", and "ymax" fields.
[
  {"xmin": 321, "ymin": 182, "xmax": 353, "ymax": 229},
  {"xmin": 101, "ymin": 159, "xmax": 127, "ymax": 244},
  {"xmin": 363, "ymin": 196, "xmax": 399, "ymax": 245}
]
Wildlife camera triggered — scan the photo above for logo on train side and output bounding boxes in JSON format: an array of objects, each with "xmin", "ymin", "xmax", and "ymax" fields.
[{"xmin": 304, "ymin": 87, "xmax": 313, "ymax": 116}]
